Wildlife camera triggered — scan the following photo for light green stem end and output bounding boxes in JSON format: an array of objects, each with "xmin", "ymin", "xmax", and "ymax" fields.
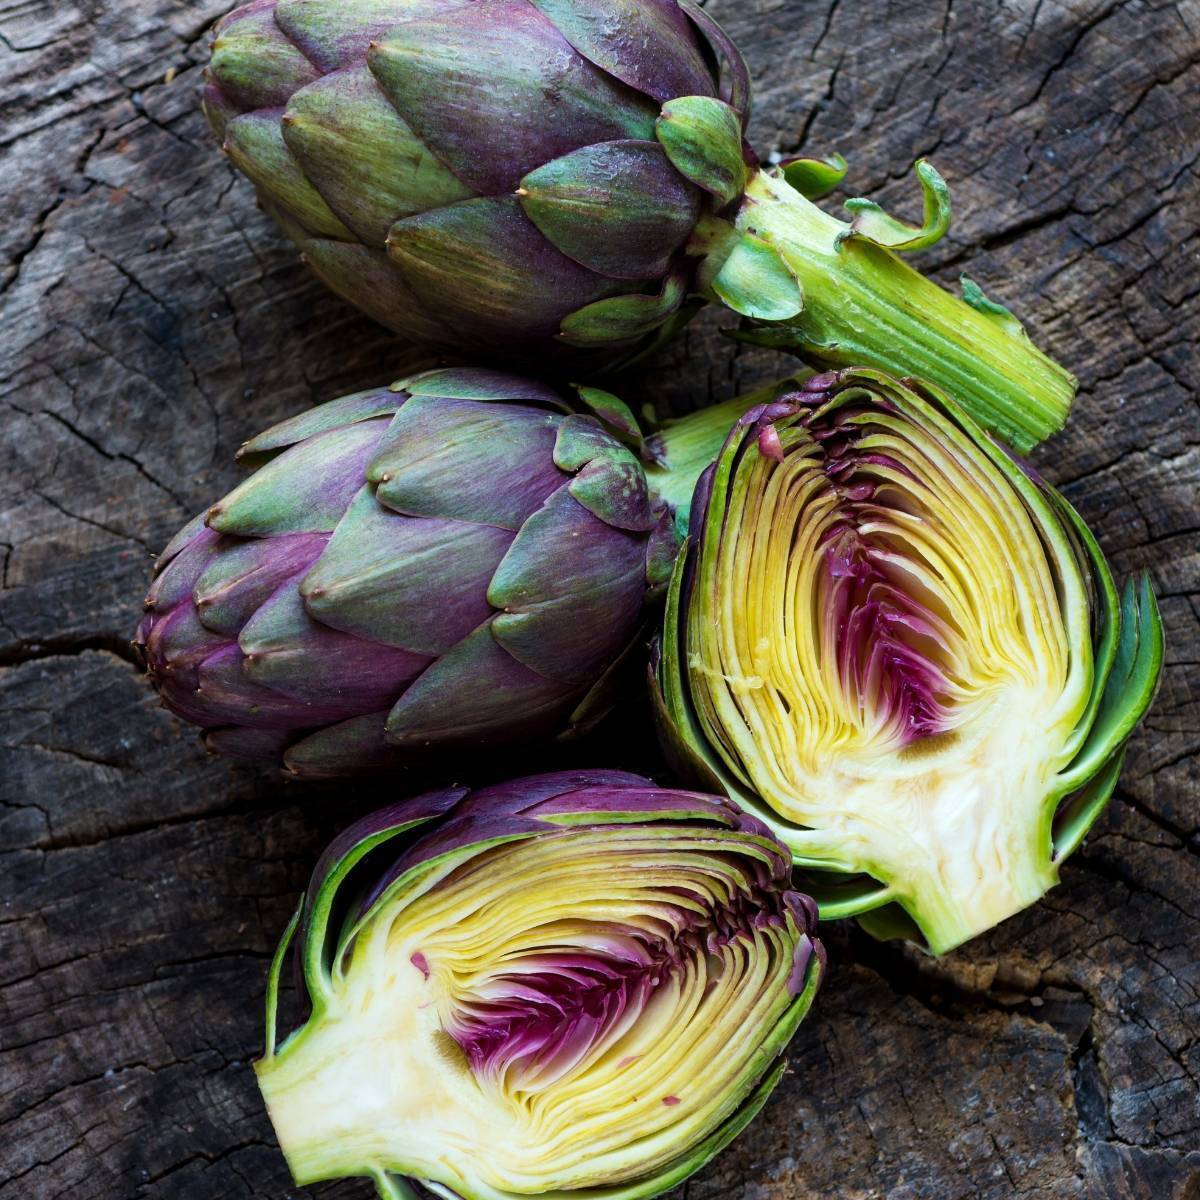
[
  {"xmin": 644, "ymin": 375, "xmax": 810, "ymax": 524},
  {"xmin": 706, "ymin": 169, "xmax": 1076, "ymax": 453}
]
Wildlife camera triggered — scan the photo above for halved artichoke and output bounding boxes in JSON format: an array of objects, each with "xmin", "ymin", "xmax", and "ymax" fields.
[
  {"xmin": 256, "ymin": 771, "xmax": 824, "ymax": 1199},
  {"xmin": 655, "ymin": 369, "xmax": 1163, "ymax": 954}
]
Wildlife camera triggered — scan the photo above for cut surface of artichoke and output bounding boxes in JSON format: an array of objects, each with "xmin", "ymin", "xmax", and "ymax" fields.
[
  {"xmin": 667, "ymin": 370, "xmax": 1161, "ymax": 953},
  {"xmin": 258, "ymin": 807, "xmax": 821, "ymax": 1199}
]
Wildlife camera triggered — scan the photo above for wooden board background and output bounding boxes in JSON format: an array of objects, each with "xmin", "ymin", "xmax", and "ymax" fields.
[{"xmin": 1, "ymin": 0, "xmax": 1197, "ymax": 1196}]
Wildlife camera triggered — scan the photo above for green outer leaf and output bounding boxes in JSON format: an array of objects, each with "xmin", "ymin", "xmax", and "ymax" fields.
[
  {"xmin": 960, "ymin": 275, "xmax": 1026, "ymax": 339},
  {"xmin": 802, "ymin": 874, "xmax": 895, "ymax": 921},
  {"xmin": 656, "ymin": 546, "xmax": 735, "ymax": 793},
  {"xmin": 840, "ymin": 158, "xmax": 950, "ymax": 252},
  {"xmin": 375, "ymin": 1173, "xmax": 422, "ymax": 1200},
  {"xmin": 1048, "ymin": 490, "xmax": 1121, "ymax": 763},
  {"xmin": 855, "ymin": 902, "xmax": 926, "ymax": 944},
  {"xmin": 1052, "ymin": 748, "xmax": 1127, "ymax": 862},
  {"xmin": 575, "ymin": 386, "xmax": 644, "ymax": 451},
  {"xmin": 780, "ymin": 152, "xmax": 847, "ymax": 200},
  {"xmin": 558, "ymin": 273, "xmax": 686, "ymax": 347},
  {"xmin": 711, "ymin": 233, "xmax": 803, "ymax": 320},
  {"xmin": 1054, "ymin": 573, "xmax": 1164, "ymax": 799},
  {"xmin": 262, "ymin": 898, "xmax": 303, "ymax": 1061},
  {"xmin": 655, "ymin": 95, "xmax": 746, "ymax": 207},
  {"xmin": 299, "ymin": 813, "xmax": 454, "ymax": 1014}
]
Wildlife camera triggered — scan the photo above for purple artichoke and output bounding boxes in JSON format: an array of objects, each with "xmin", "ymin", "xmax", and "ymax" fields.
[
  {"xmin": 135, "ymin": 368, "xmax": 677, "ymax": 777},
  {"xmin": 203, "ymin": 0, "xmax": 741, "ymax": 360},
  {"xmin": 204, "ymin": 0, "xmax": 1077, "ymax": 451},
  {"xmin": 254, "ymin": 770, "xmax": 824, "ymax": 1199}
]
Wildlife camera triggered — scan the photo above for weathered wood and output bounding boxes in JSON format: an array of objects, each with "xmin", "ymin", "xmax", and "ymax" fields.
[{"xmin": 1, "ymin": 0, "xmax": 1196, "ymax": 1196}]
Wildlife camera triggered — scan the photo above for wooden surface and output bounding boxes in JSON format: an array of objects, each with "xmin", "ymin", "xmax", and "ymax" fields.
[{"xmin": 2, "ymin": 0, "xmax": 1198, "ymax": 1196}]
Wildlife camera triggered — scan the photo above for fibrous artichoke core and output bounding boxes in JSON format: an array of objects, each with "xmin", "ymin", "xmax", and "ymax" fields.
[
  {"xmin": 661, "ymin": 370, "xmax": 1162, "ymax": 953},
  {"xmin": 257, "ymin": 775, "xmax": 822, "ymax": 1199}
]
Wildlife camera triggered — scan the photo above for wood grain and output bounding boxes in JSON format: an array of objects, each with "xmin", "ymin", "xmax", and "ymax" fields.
[{"xmin": 1, "ymin": 0, "xmax": 1197, "ymax": 1196}]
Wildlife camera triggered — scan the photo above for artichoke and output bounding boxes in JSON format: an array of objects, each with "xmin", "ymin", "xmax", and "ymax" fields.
[
  {"xmin": 654, "ymin": 368, "xmax": 1163, "ymax": 954},
  {"xmin": 255, "ymin": 770, "xmax": 824, "ymax": 1199},
  {"xmin": 135, "ymin": 368, "xmax": 680, "ymax": 777},
  {"xmin": 205, "ymin": 0, "xmax": 1073, "ymax": 452}
]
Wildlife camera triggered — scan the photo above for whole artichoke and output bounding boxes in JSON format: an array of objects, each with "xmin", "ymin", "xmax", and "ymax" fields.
[
  {"xmin": 654, "ymin": 368, "xmax": 1163, "ymax": 953},
  {"xmin": 205, "ymin": 0, "xmax": 1074, "ymax": 452},
  {"xmin": 136, "ymin": 368, "xmax": 677, "ymax": 777},
  {"xmin": 255, "ymin": 770, "xmax": 824, "ymax": 1200}
]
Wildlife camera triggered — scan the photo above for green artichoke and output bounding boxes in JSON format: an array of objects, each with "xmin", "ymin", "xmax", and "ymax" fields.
[
  {"xmin": 654, "ymin": 368, "xmax": 1163, "ymax": 953},
  {"xmin": 205, "ymin": 0, "xmax": 1074, "ymax": 452},
  {"xmin": 255, "ymin": 771, "xmax": 824, "ymax": 1199},
  {"xmin": 135, "ymin": 368, "xmax": 680, "ymax": 777}
]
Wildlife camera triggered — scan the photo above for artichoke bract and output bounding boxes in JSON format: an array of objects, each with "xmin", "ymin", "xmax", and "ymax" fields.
[
  {"xmin": 135, "ymin": 368, "xmax": 678, "ymax": 777},
  {"xmin": 205, "ymin": 0, "xmax": 1074, "ymax": 453},
  {"xmin": 255, "ymin": 770, "xmax": 824, "ymax": 1199},
  {"xmin": 655, "ymin": 369, "xmax": 1163, "ymax": 954}
]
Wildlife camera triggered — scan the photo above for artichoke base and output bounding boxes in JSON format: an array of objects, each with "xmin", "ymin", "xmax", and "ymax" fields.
[
  {"xmin": 256, "ymin": 964, "xmax": 495, "ymax": 1191},
  {"xmin": 773, "ymin": 702, "xmax": 1067, "ymax": 954}
]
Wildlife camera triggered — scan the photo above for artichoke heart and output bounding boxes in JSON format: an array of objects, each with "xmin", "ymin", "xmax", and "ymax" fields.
[
  {"xmin": 255, "ymin": 773, "xmax": 823, "ymax": 1199},
  {"xmin": 657, "ymin": 368, "xmax": 1162, "ymax": 953}
]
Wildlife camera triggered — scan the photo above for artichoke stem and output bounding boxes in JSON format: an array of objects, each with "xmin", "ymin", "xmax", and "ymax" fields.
[
  {"xmin": 728, "ymin": 169, "xmax": 1076, "ymax": 453},
  {"xmin": 645, "ymin": 376, "xmax": 810, "ymax": 525}
]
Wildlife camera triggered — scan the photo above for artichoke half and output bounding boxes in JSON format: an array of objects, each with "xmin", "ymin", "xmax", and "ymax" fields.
[
  {"xmin": 655, "ymin": 369, "xmax": 1163, "ymax": 954},
  {"xmin": 135, "ymin": 368, "xmax": 677, "ymax": 777},
  {"xmin": 255, "ymin": 771, "xmax": 824, "ymax": 1199},
  {"xmin": 206, "ymin": 0, "xmax": 1074, "ymax": 452}
]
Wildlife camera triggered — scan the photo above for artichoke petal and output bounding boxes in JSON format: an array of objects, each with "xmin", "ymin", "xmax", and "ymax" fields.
[
  {"xmin": 558, "ymin": 269, "xmax": 688, "ymax": 347},
  {"xmin": 240, "ymin": 584, "xmax": 429, "ymax": 709},
  {"xmin": 194, "ymin": 532, "xmax": 328, "ymax": 635},
  {"xmin": 526, "ymin": 0, "xmax": 715, "ymax": 104},
  {"xmin": 282, "ymin": 66, "xmax": 473, "ymax": 246},
  {"xmin": 384, "ymin": 621, "xmax": 581, "ymax": 747},
  {"xmin": 839, "ymin": 158, "xmax": 951, "ymax": 252},
  {"xmin": 490, "ymin": 488, "xmax": 649, "ymax": 684},
  {"xmin": 677, "ymin": 0, "xmax": 751, "ymax": 121},
  {"xmin": 282, "ymin": 711, "xmax": 416, "ymax": 780},
  {"xmin": 208, "ymin": 2, "xmax": 320, "ymax": 112},
  {"xmin": 209, "ymin": 422, "xmax": 387, "ymax": 536},
  {"xmin": 386, "ymin": 197, "xmax": 629, "ymax": 346},
  {"xmin": 655, "ymin": 96, "xmax": 746, "ymax": 207},
  {"xmin": 301, "ymin": 485, "xmax": 514, "ymax": 655},
  {"xmin": 520, "ymin": 140, "xmax": 700, "ymax": 280},
  {"xmin": 238, "ymin": 388, "xmax": 402, "ymax": 464},
  {"xmin": 224, "ymin": 109, "xmax": 354, "ymax": 240},
  {"xmin": 367, "ymin": 0, "xmax": 657, "ymax": 195},
  {"xmin": 297, "ymin": 238, "xmax": 457, "ymax": 345},
  {"xmin": 368, "ymin": 393, "xmax": 564, "ymax": 530},
  {"xmin": 274, "ymin": 0, "xmax": 474, "ymax": 73},
  {"xmin": 402, "ymin": 368, "xmax": 569, "ymax": 410}
]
